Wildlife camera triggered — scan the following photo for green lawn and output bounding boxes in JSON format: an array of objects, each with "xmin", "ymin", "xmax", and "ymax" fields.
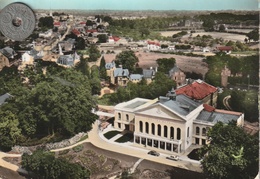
[
  {"xmin": 115, "ymin": 133, "xmax": 133, "ymax": 143},
  {"xmin": 103, "ymin": 130, "xmax": 121, "ymax": 139}
]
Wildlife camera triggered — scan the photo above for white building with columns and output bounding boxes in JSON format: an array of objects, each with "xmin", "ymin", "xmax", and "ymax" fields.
[{"xmin": 113, "ymin": 89, "xmax": 244, "ymax": 154}]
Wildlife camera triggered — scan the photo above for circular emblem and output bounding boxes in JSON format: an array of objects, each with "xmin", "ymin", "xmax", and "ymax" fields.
[{"xmin": 0, "ymin": 3, "xmax": 35, "ymax": 41}]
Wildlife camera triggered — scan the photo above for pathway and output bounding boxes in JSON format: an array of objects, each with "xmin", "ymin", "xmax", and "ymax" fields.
[{"xmin": 129, "ymin": 158, "xmax": 144, "ymax": 174}]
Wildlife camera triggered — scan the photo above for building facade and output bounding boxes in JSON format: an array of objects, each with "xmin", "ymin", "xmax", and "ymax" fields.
[{"xmin": 113, "ymin": 90, "xmax": 244, "ymax": 154}]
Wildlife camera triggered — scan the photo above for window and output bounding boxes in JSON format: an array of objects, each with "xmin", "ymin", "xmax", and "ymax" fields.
[
  {"xmin": 164, "ymin": 125, "xmax": 168, "ymax": 138},
  {"xmin": 195, "ymin": 138, "xmax": 199, "ymax": 144},
  {"xmin": 126, "ymin": 114, "xmax": 129, "ymax": 121},
  {"xmin": 202, "ymin": 139, "xmax": 206, "ymax": 145},
  {"xmin": 118, "ymin": 123, "xmax": 121, "ymax": 129},
  {"xmin": 157, "ymin": 124, "xmax": 161, "ymax": 136},
  {"xmin": 202, "ymin": 128, "xmax": 206, "ymax": 136},
  {"xmin": 151, "ymin": 123, "xmax": 155, "ymax": 135},
  {"xmin": 145, "ymin": 122, "xmax": 149, "ymax": 134},
  {"xmin": 177, "ymin": 128, "xmax": 181, "ymax": 140},
  {"xmin": 187, "ymin": 127, "xmax": 189, "ymax": 137},
  {"xmin": 196, "ymin": 127, "xmax": 200, "ymax": 135},
  {"xmin": 118, "ymin": 113, "xmax": 121, "ymax": 120},
  {"xmin": 139, "ymin": 121, "xmax": 143, "ymax": 132},
  {"xmin": 170, "ymin": 127, "xmax": 174, "ymax": 139}
]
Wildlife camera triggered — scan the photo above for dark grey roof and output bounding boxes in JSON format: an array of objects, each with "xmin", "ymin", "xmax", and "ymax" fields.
[
  {"xmin": 105, "ymin": 61, "xmax": 115, "ymax": 70},
  {"xmin": 114, "ymin": 68, "xmax": 129, "ymax": 77},
  {"xmin": 169, "ymin": 66, "xmax": 181, "ymax": 76},
  {"xmin": 143, "ymin": 69, "xmax": 155, "ymax": 79},
  {"xmin": 196, "ymin": 111, "xmax": 240, "ymax": 124},
  {"xmin": 0, "ymin": 93, "xmax": 12, "ymax": 106},
  {"xmin": 0, "ymin": 47, "xmax": 16, "ymax": 58},
  {"xmin": 159, "ymin": 94, "xmax": 200, "ymax": 116},
  {"xmin": 130, "ymin": 74, "xmax": 143, "ymax": 81},
  {"xmin": 57, "ymin": 55, "xmax": 74, "ymax": 66}
]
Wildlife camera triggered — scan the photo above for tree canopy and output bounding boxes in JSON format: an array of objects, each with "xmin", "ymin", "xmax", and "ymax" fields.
[
  {"xmin": 38, "ymin": 16, "xmax": 54, "ymax": 29},
  {"xmin": 0, "ymin": 61, "xmax": 98, "ymax": 148},
  {"xmin": 115, "ymin": 50, "xmax": 139, "ymax": 73},
  {"xmin": 88, "ymin": 45, "xmax": 101, "ymax": 62},
  {"xmin": 199, "ymin": 122, "xmax": 258, "ymax": 179},
  {"xmin": 156, "ymin": 58, "xmax": 176, "ymax": 74},
  {"xmin": 22, "ymin": 150, "xmax": 90, "ymax": 179}
]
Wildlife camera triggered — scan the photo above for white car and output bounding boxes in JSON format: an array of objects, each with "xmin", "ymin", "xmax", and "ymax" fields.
[{"xmin": 166, "ymin": 155, "xmax": 179, "ymax": 161}]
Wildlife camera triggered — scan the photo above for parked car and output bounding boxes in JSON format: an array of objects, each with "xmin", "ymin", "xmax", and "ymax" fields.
[
  {"xmin": 147, "ymin": 150, "xmax": 160, "ymax": 156},
  {"xmin": 166, "ymin": 155, "xmax": 179, "ymax": 161}
]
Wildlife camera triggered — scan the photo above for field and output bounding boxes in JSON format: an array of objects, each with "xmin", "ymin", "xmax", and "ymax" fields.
[
  {"xmin": 160, "ymin": 30, "xmax": 248, "ymax": 42},
  {"xmin": 103, "ymin": 51, "xmax": 208, "ymax": 77}
]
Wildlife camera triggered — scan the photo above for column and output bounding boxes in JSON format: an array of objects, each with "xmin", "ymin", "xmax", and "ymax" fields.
[
  {"xmin": 167, "ymin": 126, "xmax": 171, "ymax": 140},
  {"xmin": 145, "ymin": 137, "xmax": 148, "ymax": 146},
  {"xmin": 134, "ymin": 135, "xmax": 136, "ymax": 144},
  {"xmin": 178, "ymin": 144, "xmax": 180, "ymax": 153},
  {"xmin": 154, "ymin": 124, "xmax": 157, "ymax": 136},
  {"xmin": 161, "ymin": 126, "xmax": 164, "ymax": 138},
  {"xmin": 152, "ymin": 139, "xmax": 154, "ymax": 147},
  {"xmin": 165, "ymin": 142, "xmax": 167, "ymax": 150}
]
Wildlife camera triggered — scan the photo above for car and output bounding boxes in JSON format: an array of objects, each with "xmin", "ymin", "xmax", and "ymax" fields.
[
  {"xmin": 166, "ymin": 155, "xmax": 179, "ymax": 161},
  {"xmin": 147, "ymin": 150, "xmax": 160, "ymax": 156}
]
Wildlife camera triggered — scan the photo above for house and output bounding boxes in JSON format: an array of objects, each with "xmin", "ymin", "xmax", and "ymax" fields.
[
  {"xmin": 72, "ymin": 29, "xmax": 81, "ymax": 37},
  {"xmin": 147, "ymin": 41, "xmax": 161, "ymax": 51},
  {"xmin": 169, "ymin": 65, "xmax": 186, "ymax": 87},
  {"xmin": 130, "ymin": 74, "xmax": 143, "ymax": 83},
  {"xmin": 111, "ymin": 68, "xmax": 129, "ymax": 86},
  {"xmin": 0, "ymin": 47, "xmax": 17, "ymax": 70},
  {"xmin": 108, "ymin": 36, "xmax": 121, "ymax": 43},
  {"xmin": 142, "ymin": 69, "xmax": 155, "ymax": 84},
  {"xmin": 57, "ymin": 52, "xmax": 80, "ymax": 67},
  {"xmin": 39, "ymin": 29, "xmax": 53, "ymax": 38},
  {"xmin": 114, "ymin": 89, "xmax": 244, "ymax": 154},
  {"xmin": 175, "ymin": 79, "xmax": 218, "ymax": 107},
  {"xmin": 216, "ymin": 46, "xmax": 232, "ymax": 54}
]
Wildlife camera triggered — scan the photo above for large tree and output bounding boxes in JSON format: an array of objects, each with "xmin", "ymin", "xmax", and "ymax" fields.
[
  {"xmin": 88, "ymin": 45, "xmax": 101, "ymax": 62},
  {"xmin": 156, "ymin": 58, "xmax": 176, "ymax": 74},
  {"xmin": 115, "ymin": 50, "xmax": 139, "ymax": 73},
  {"xmin": 199, "ymin": 122, "xmax": 258, "ymax": 179},
  {"xmin": 99, "ymin": 56, "xmax": 107, "ymax": 80},
  {"xmin": 22, "ymin": 150, "xmax": 90, "ymax": 179},
  {"xmin": 246, "ymin": 29, "xmax": 259, "ymax": 42}
]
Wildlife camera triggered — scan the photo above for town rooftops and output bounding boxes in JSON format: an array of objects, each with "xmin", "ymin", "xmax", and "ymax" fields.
[
  {"xmin": 57, "ymin": 55, "xmax": 74, "ymax": 66},
  {"xmin": 142, "ymin": 69, "xmax": 155, "ymax": 79},
  {"xmin": 0, "ymin": 47, "xmax": 16, "ymax": 59},
  {"xmin": 105, "ymin": 61, "xmax": 115, "ymax": 70},
  {"xmin": 217, "ymin": 46, "xmax": 232, "ymax": 51},
  {"xmin": 114, "ymin": 68, "xmax": 129, "ymax": 77},
  {"xmin": 130, "ymin": 74, "xmax": 143, "ymax": 81},
  {"xmin": 176, "ymin": 79, "xmax": 217, "ymax": 100},
  {"xmin": 147, "ymin": 41, "xmax": 160, "ymax": 46}
]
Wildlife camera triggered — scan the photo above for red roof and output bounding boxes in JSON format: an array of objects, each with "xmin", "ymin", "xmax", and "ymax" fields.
[
  {"xmin": 217, "ymin": 46, "xmax": 232, "ymax": 51},
  {"xmin": 148, "ymin": 41, "xmax": 160, "ymax": 46},
  {"xmin": 112, "ymin": 36, "xmax": 120, "ymax": 42},
  {"xmin": 176, "ymin": 80, "xmax": 217, "ymax": 100},
  {"xmin": 203, "ymin": 104, "xmax": 215, "ymax": 112},
  {"xmin": 72, "ymin": 29, "xmax": 80, "ymax": 36},
  {"xmin": 86, "ymin": 29, "xmax": 97, "ymax": 33},
  {"xmin": 80, "ymin": 21, "xmax": 86, "ymax": 25},
  {"xmin": 53, "ymin": 22, "xmax": 61, "ymax": 26}
]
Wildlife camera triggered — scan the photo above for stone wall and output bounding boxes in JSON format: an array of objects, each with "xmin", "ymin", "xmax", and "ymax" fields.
[{"xmin": 11, "ymin": 132, "xmax": 87, "ymax": 154}]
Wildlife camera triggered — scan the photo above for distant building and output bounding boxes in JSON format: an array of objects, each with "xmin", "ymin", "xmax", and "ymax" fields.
[
  {"xmin": 142, "ymin": 69, "xmax": 156, "ymax": 84},
  {"xmin": 169, "ymin": 65, "xmax": 186, "ymax": 87},
  {"xmin": 130, "ymin": 74, "xmax": 143, "ymax": 83},
  {"xmin": 0, "ymin": 47, "xmax": 17, "ymax": 70},
  {"xmin": 216, "ymin": 46, "xmax": 232, "ymax": 54},
  {"xmin": 147, "ymin": 41, "xmax": 161, "ymax": 51},
  {"xmin": 57, "ymin": 52, "xmax": 80, "ymax": 67},
  {"xmin": 39, "ymin": 29, "xmax": 53, "ymax": 38},
  {"xmin": 0, "ymin": 93, "xmax": 12, "ymax": 106}
]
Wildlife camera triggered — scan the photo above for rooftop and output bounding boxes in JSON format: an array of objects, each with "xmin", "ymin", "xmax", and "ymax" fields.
[
  {"xmin": 0, "ymin": 93, "xmax": 12, "ymax": 106},
  {"xmin": 176, "ymin": 79, "xmax": 217, "ymax": 100},
  {"xmin": 115, "ymin": 98, "xmax": 152, "ymax": 112},
  {"xmin": 196, "ymin": 110, "xmax": 241, "ymax": 124},
  {"xmin": 158, "ymin": 94, "xmax": 201, "ymax": 116}
]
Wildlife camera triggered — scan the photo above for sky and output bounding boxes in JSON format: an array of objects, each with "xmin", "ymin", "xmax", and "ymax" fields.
[{"xmin": 0, "ymin": 0, "xmax": 258, "ymax": 11}]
